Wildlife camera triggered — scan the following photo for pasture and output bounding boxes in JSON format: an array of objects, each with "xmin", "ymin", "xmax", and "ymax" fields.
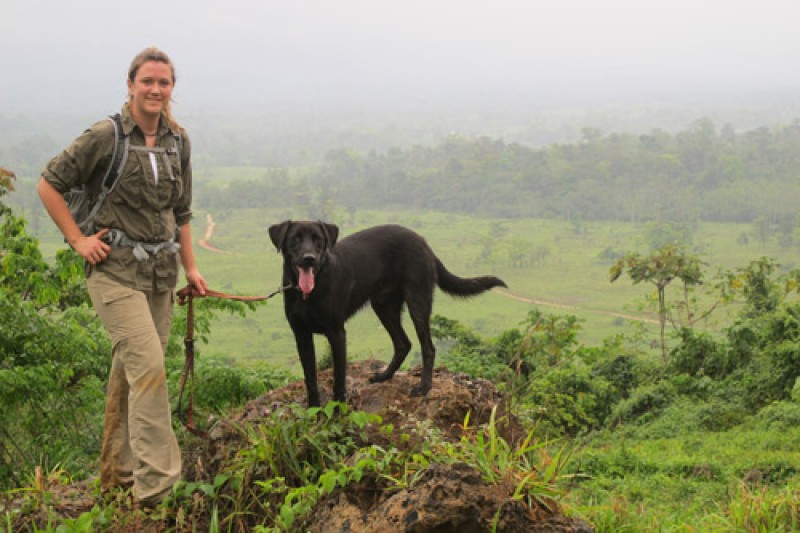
[
  {"xmin": 151, "ymin": 207, "xmax": 794, "ymax": 373},
  {"xmin": 29, "ymin": 202, "xmax": 795, "ymax": 373}
]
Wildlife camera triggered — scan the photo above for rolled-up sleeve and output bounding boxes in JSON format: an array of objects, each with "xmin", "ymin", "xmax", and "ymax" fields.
[
  {"xmin": 173, "ymin": 130, "xmax": 193, "ymax": 227},
  {"xmin": 41, "ymin": 120, "xmax": 112, "ymax": 194}
]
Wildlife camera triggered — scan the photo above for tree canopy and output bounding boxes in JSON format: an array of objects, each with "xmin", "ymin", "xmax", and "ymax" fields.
[{"xmin": 192, "ymin": 118, "xmax": 800, "ymax": 225}]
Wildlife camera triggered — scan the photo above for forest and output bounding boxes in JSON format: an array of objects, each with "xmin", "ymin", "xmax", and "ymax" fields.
[
  {"xmin": 7, "ymin": 115, "xmax": 800, "ymax": 232},
  {"xmin": 1, "ymin": 108, "xmax": 800, "ymax": 530},
  {"xmin": 198, "ymin": 118, "xmax": 800, "ymax": 226}
]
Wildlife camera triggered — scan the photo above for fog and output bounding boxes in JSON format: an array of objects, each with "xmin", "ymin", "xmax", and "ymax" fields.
[{"xmin": 2, "ymin": 0, "xmax": 799, "ymax": 135}]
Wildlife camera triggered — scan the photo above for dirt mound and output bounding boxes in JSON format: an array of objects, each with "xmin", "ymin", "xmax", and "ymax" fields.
[
  {"xmin": 218, "ymin": 359, "xmax": 521, "ymax": 442},
  {"xmin": 3, "ymin": 360, "xmax": 592, "ymax": 532},
  {"xmin": 308, "ymin": 459, "xmax": 590, "ymax": 532},
  {"xmin": 196, "ymin": 360, "xmax": 591, "ymax": 532}
]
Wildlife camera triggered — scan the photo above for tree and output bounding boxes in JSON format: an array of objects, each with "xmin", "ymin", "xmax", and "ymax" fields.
[
  {"xmin": 719, "ymin": 257, "xmax": 781, "ymax": 318},
  {"xmin": 0, "ymin": 167, "xmax": 109, "ymax": 487},
  {"xmin": 610, "ymin": 244, "xmax": 704, "ymax": 361}
]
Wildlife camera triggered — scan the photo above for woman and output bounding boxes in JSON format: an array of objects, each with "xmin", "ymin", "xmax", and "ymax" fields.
[{"xmin": 37, "ymin": 47, "xmax": 207, "ymax": 506}]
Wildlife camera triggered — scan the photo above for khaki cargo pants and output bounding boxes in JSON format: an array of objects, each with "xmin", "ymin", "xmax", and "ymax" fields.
[{"xmin": 87, "ymin": 270, "xmax": 181, "ymax": 503}]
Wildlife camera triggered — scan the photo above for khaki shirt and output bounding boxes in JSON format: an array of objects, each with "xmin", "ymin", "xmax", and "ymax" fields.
[{"xmin": 42, "ymin": 104, "xmax": 193, "ymax": 291}]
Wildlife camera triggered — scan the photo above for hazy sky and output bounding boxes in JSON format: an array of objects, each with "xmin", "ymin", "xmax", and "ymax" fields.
[{"xmin": 1, "ymin": 0, "xmax": 798, "ymax": 114}]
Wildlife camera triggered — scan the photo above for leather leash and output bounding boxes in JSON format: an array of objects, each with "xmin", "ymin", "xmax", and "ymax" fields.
[{"xmin": 175, "ymin": 284, "xmax": 291, "ymax": 438}]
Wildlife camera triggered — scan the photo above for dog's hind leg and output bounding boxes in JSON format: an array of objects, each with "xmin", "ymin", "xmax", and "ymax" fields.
[
  {"xmin": 369, "ymin": 294, "xmax": 412, "ymax": 384},
  {"xmin": 406, "ymin": 292, "xmax": 435, "ymax": 397}
]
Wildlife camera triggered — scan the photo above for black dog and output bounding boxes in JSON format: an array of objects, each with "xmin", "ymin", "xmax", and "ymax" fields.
[{"xmin": 268, "ymin": 221, "xmax": 507, "ymax": 407}]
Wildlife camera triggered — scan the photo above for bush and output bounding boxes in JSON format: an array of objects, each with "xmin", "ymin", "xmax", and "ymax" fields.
[
  {"xmin": 750, "ymin": 401, "xmax": 800, "ymax": 430},
  {"xmin": 590, "ymin": 352, "xmax": 640, "ymax": 402},
  {"xmin": 168, "ymin": 357, "xmax": 294, "ymax": 413},
  {"xmin": 521, "ymin": 361, "xmax": 613, "ymax": 436},
  {"xmin": 610, "ymin": 382, "xmax": 677, "ymax": 427},
  {"xmin": 0, "ymin": 294, "xmax": 109, "ymax": 489},
  {"xmin": 669, "ymin": 328, "xmax": 737, "ymax": 379},
  {"xmin": 644, "ymin": 398, "xmax": 749, "ymax": 436},
  {"xmin": 433, "ymin": 315, "xmax": 513, "ymax": 382}
]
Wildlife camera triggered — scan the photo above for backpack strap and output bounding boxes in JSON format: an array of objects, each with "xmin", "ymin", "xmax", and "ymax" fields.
[
  {"xmin": 168, "ymin": 129, "xmax": 183, "ymax": 175},
  {"xmin": 83, "ymin": 114, "xmax": 129, "ymax": 230},
  {"xmin": 102, "ymin": 113, "xmax": 129, "ymax": 191}
]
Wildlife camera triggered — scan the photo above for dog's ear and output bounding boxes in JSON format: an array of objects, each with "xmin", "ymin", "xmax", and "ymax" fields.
[
  {"xmin": 268, "ymin": 221, "xmax": 291, "ymax": 252},
  {"xmin": 319, "ymin": 222, "xmax": 339, "ymax": 250}
]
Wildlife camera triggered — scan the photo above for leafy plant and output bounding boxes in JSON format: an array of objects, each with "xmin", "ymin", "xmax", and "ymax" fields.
[
  {"xmin": 447, "ymin": 406, "xmax": 573, "ymax": 509},
  {"xmin": 217, "ymin": 402, "xmax": 381, "ymax": 530},
  {"xmin": 610, "ymin": 244, "xmax": 705, "ymax": 360},
  {"xmin": 712, "ymin": 483, "xmax": 800, "ymax": 531}
]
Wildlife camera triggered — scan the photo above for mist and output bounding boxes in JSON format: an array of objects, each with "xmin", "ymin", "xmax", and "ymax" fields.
[{"xmin": 3, "ymin": 0, "xmax": 798, "ymax": 119}]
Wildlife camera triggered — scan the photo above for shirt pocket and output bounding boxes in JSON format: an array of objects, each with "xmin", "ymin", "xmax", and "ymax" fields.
[{"xmin": 111, "ymin": 154, "xmax": 147, "ymax": 209}]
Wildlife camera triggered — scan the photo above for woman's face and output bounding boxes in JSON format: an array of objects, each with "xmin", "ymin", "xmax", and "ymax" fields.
[{"xmin": 127, "ymin": 60, "xmax": 174, "ymax": 120}]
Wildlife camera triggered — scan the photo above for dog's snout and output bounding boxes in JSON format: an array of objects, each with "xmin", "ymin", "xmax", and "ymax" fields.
[{"xmin": 302, "ymin": 254, "xmax": 316, "ymax": 266}]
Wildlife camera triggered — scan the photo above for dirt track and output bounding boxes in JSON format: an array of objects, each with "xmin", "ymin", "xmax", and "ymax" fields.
[
  {"xmin": 495, "ymin": 289, "xmax": 658, "ymax": 325},
  {"xmin": 197, "ymin": 213, "xmax": 228, "ymax": 254}
]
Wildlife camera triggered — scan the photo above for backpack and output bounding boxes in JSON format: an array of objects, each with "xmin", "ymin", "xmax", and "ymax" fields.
[{"xmin": 64, "ymin": 113, "xmax": 182, "ymax": 236}]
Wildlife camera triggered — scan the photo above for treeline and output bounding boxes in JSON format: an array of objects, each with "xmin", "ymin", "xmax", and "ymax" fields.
[
  {"xmin": 197, "ymin": 117, "xmax": 800, "ymax": 224},
  {"xmin": 6, "ymin": 112, "xmax": 800, "ymax": 225}
]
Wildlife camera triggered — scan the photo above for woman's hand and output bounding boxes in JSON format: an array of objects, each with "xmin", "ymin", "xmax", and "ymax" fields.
[
  {"xmin": 37, "ymin": 178, "xmax": 109, "ymax": 262},
  {"xmin": 185, "ymin": 267, "xmax": 207, "ymax": 296},
  {"xmin": 177, "ymin": 222, "xmax": 206, "ymax": 295},
  {"xmin": 72, "ymin": 228, "xmax": 111, "ymax": 265}
]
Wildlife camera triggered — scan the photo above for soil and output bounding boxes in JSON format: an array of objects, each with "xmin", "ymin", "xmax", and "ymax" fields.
[{"xmin": 3, "ymin": 360, "xmax": 592, "ymax": 532}]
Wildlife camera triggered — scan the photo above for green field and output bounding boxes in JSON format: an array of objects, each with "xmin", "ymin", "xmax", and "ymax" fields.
[
  {"xmin": 38, "ymin": 206, "xmax": 786, "ymax": 375},
  {"xmin": 31, "ymin": 205, "xmax": 796, "ymax": 374},
  {"xmin": 205, "ymin": 209, "xmax": 796, "ymax": 365}
]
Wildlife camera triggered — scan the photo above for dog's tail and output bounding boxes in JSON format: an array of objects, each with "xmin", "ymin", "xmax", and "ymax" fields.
[{"xmin": 435, "ymin": 258, "xmax": 507, "ymax": 297}]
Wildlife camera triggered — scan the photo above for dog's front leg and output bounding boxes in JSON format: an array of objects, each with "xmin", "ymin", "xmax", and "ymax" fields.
[
  {"xmin": 326, "ymin": 328, "xmax": 347, "ymax": 402},
  {"xmin": 294, "ymin": 331, "xmax": 320, "ymax": 407}
]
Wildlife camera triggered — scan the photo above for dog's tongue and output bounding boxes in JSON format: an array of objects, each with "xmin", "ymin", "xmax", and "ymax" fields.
[{"xmin": 298, "ymin": 267, "xmax": 315, "ymax": 298}]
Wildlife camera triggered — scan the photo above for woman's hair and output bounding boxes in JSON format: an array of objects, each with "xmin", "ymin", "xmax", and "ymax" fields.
[{"xmin": 127, "ymin": 47, "xmax": 179, "ymax": 130}]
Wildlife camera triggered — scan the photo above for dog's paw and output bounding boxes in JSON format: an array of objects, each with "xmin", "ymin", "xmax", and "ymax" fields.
[
  {"xmin": 307, "ymin": 391, "xmax": 324, "ymax": 407},
  {"xmin": 409, "ymin": 383, "xmax": 431, "ymax": 397},
  {"xmin": 369, "ymin": 370, "xmax": 392, "ymax": 383}
]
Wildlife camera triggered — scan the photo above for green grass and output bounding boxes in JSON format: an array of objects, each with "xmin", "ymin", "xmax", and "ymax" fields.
[
  {"xmin": 28, "ymin": 205, "xmax": 798, "ymax": 374},
  {"xmin": 567, "ymin": 424, "xmax": 800, "ymax": 530},
  {"xmin": 191, "ymin": 208, "xmax": 795, "ymax": 371}
]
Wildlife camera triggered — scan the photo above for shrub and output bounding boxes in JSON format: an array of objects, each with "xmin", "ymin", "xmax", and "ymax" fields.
[
  {"xmin": 521, "ymin": 361, "xmax": 613, "ymax": 436},
  {"xmin": 168, "ymin": 357, "xmax": 294, "ymax": 413},
  {"xmin": 669, "ymin": 328, "xmax": 736, "ymax": 379},
  {"xmin": 750, "ymin": 401, "xmax": 800, "ymax": 430},
  {"xmin": 610, "ymin": 382, "xmax": 677, "ymax": 427}
]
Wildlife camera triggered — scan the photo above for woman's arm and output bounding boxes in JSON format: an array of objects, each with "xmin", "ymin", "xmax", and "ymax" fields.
[
  {"xmin": 178, "ymin": 222, "xmax": 207, "ymax": 295},
  {"xmin": 36, "ymin": 177, "xmax": 110, "ymax": 265}
]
